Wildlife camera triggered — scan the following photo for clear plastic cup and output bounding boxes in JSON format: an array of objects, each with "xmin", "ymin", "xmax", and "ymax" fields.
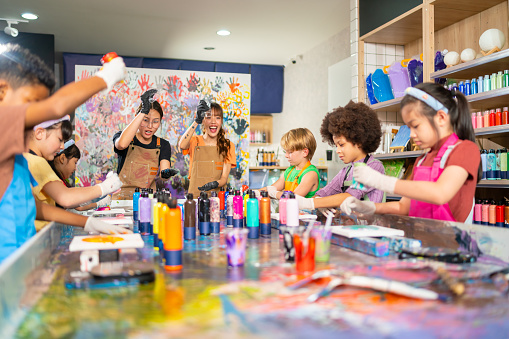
[{"xmin": 225, "ymin": 229, "xmax": 249, "ymax": 266}]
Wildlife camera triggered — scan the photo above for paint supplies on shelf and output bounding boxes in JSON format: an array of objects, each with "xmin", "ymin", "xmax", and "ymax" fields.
[
  {"xmin": 473, "ymin": 199, "xmax": 508, "ymax": 227},
  {"xmin": 471, "ymin": 107, "xmax": 509, "ymax": 128},
  {"xmin": 250, "ymin": 130, "xmax": 268, "ymax": 144},
  {"xmin": 256, "ymin": 148, "xmax": 277, "ymax": 166},
  {"xmin": 446, "ymin": 69, "xmax": 509, "ymax": 96},
  {"xmin": 480, "ymin": 148, "xmax": 508, "ymax": 180}
]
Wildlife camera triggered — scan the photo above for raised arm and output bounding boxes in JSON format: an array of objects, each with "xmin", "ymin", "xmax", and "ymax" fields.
[{"xmin": 179, "ymin": 100, "xmax": 209, "ymax": 150}]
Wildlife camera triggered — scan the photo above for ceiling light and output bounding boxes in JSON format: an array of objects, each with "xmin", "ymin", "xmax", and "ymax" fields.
[
  {"xmin": 216, "ymin": 29, "xmax": 230, "ymax": 36},
  {"xmin": 0, "ymin": 18, "xmax": 28, "ymax": 37},
  {"xmin": 204, "ymin": 47, "xmax": 215, "ymax": 50},
  {"xmin": 21, "ymin": 13, "xmax": 38, "ymax": 20}
]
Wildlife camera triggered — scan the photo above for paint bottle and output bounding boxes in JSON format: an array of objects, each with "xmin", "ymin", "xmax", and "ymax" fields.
[
  {"xmin": 481, "ymin": 199, "xmax": 489, "ymax": 225},
  {"xmin": 233, "ymin": 190, "xmax": 244, "ymax": 228},
  {"xmin": 226, "ymin": 189, "xmax": 234, "ymax": 227},
  {"xmin": 473, "ymin": 199, "xmax": 482, "ymax": 224},
  {"xmin": 478, "ymin": 76, "xmax": 484, "ymax": 93},
  {"xmin": 279, "ymin": 192, "xmax": 288, "ymax": 227},
  {"xmin": 198, "ymin": 191, "xmax": 210, "ymax": 236},
  {"xmin": 139, "ymin": 191, "xmax": 151, "ymax": 236},
  {"xmin": 158, "ymin": 196, "xmax": 169, "ymax": 261},
  {"xmin": 480, "ymin": 149, "xmax": 487, "ymax": 179},
  {"xmin": 476, "ymin": 111, "xmax": 483, "ymax": 128},
  {"xmin": 259, "ymin": 191, "xmax": 271, "ymax": 235},
  {"xmin": 243, "ymin": 189, "xmax": 251, "ymax": 228},
  {"xmin": 496, "ymin": 200, "xmax": 505, "ymax": 227},
  {"xmin": 152, "ymin": 192, "xmax": 163, "ymax": 249},
  {"xmin": 483, "ymin": 110, "xmax": 490, "ymax": 128},
  {"xmin": 184, "ymin": 193, "xmax": 196, "ymax": 240},
  {"xmin": 505, "ymin": 201, "xmax": 509, "ymax": 227},
  {"xmin": 487, "ymin": 149, "xmax": 497, "ymax": 180},
  {"xmin": 218, "ymin": 189, "xmax": 225, "ymax": 219},
  {"xmin": 471, "ymin": 78, "xmax": 477, "ymax": 94},
  {"xmin": 458, "ymin": 81, "xmax": 465, "ymax": 95},
  {"xmin": 164, "ymin": 199, "xmax": 183, "ymax": 271},
  {"xmin": 504, "ymin": 70, "xmax": 509, "ymax": 88},
  {"xmin": 491, "ymin": 73, "xmax": 498, "ymax": 90},
  {"xmin": 286, "ymin": 192, "xmax": 300, "ymax": 227},
  {"xmin": 489, "ymin": 200, "xmax": 497, "ymax": 226},
  {"xmin": 496, "ymin": 108, "xmax": 502, "ymax": 126},
  {"xmin": 452, "ymin": 82, "xmax": 458, "ymax": 93},
  {"xmin": 465, "ymin": 80, "xmax": 471, "ymax": 96},
  {"xmin": 484, "ymin": 75, "xmax": 491, "ymax": 91},
  {"xmin": 471, "ymin": 112, "xmax": 476, "ymax": 129},
  {"xmin": 497, "ymin": 71, "xmax": 503, "ymax": 89},
  {"xmin": 209, "ymin": 191, "xmax": 221, "ymax": 234},
  {"xmin": 501, "ymin": 148, "xmax": 508, "ymax": 180},
  {"xmin": 150, "ymin": 190, "xmax": 157, "ymax": 235},
  {"xmin": 503, "ymin": 107, "xmax": 508, "ymax": 125},
  {"xmin": 246, "ymin": 191, "xmax": 260, "ymax": 239},
  {"xmin": 489, "ymin": 109, "xmax": 496, "ymax": 127},
  {"xmin": 148, "ymin": 188, "xmax": 154, "ymax": 200},
  {"xmin": 133, "ymin": 187, "xmax": 140, "ymax": 222},
  {"xmin": 101, "ymin": 52, "xmax": 119, "ymax": 64},
  {"xmin": 496, "ymin": 149, "xmax": 502, "ymax": 179}
]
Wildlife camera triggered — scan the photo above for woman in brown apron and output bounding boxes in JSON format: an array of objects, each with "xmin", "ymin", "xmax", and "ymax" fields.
[
  {"xmin": 179, "ymin": 100, "xmax": 236, "ymax": 197},
  {"xmin": 112, "ymin": 89, "xmax": 178, "ymax": 200}
]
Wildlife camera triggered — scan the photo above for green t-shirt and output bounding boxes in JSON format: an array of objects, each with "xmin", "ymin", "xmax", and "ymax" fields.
[{"xmin": 284, "ymin": 163, "xmax": 320, "ymax": 198}]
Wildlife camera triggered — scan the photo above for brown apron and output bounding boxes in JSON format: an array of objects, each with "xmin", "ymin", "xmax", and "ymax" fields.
[
  {"xmin": 188, "ymin": 145, "xmax": 224, "ymax": 197},
  {"xmin": 112, "ymin": 138, "xmax": 160, "ymax": 200}
]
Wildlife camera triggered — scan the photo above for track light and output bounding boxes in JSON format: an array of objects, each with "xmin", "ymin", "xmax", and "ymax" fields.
[{"xmin": 0, "ymin": 19, "xmax": 28, "ymax": 38}]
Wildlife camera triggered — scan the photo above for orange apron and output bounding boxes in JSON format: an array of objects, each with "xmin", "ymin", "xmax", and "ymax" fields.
[
  {"xmin": 188, "ymin": 145, "xmax": 224, "ymax": 197},
  {"xmin": 112, "ymin": 138, "xmax": 160, "ymax": 200},
  {"xmin": 284, "ymin": 161, "xmax": 311, "ymax": 192}
]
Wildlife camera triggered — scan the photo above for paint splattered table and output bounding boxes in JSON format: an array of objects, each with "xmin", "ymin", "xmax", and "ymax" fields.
[{"xmin": 3, "ymin": 215, "xmax": 509, "ymax": 338}]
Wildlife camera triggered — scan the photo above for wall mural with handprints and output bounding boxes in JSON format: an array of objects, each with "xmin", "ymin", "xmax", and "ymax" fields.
[{"xmin": 74, "ymin": 66, "xmax": 251, "ymax": 197}]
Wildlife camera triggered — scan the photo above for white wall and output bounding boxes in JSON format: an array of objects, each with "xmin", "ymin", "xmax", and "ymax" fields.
[{"xmin": 268, "ymin": 28, "xmax": 351, "ymax": 177}]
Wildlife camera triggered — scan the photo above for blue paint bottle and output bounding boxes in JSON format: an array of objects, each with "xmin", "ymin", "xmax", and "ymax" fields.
[
  {"xmin": 471, "ymin": 78, "xmax": 477, "ymax": 95},
  {"xmin": 458, "ymin": 81, "xmax": 465, "ymax": 95},
  {"xmin": 465, "ymin": 80, "xmax": 471, "ymax": 96},
  {"xmin": 133, "ymin": 187, "xmax": 140, "ymax": 221}
]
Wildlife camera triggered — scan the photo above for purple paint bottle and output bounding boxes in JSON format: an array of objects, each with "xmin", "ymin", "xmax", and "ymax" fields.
[{"xmin": 139, "ymin": 191, "xmax": 151, "ymax": 235}]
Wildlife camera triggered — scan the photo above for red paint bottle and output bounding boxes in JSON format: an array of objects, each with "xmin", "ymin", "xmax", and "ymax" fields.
[
  {"xmin": 489, "ymin": 109, "xmax": 496, "ymax": 127},
  {"xmin": 496, "ymin": 200, "xmax": 505, "ymax": 227},
  {"xmin": 496, "ymin": 108, "xmax": 502, "ymax": 126},
  {"xmin": 101, "ymin": 52, "xmax": 119, "ymax": 65},
  {"xmin": 503, "ymin": 107, "xmax": 509, "ymax": 125}
]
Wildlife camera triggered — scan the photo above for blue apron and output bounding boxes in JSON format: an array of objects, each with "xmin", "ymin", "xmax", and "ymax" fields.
[{"xmin": 0, "ymin": 154, "xmax": 37, "ymax": 263}]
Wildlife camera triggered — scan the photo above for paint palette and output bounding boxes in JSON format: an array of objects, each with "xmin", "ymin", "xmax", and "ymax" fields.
[
  {"xmin": 69, "ymin": 234, "xmax": 144, "ymax": 252},
  {"xmin": 331, "ymin": 225, "xmax": 404, "ymax": 238},
  {"xmin": 96, "ymin": 216, "xmax": 133, "ymax": 226}
]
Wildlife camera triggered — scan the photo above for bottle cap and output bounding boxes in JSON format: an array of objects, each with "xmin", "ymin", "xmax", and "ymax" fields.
[
  {"xmin": 200, "ymin": 191, "xmax": 208, "ymax": 199},
  {"xmin": 235, "ymin": 190, "xmax": 241, "ymax": 195},
  {"xmin": 249, "ymin": 191, "xmax": 256, "ymax": 199},
  {"xmin": 211, "ymin": 191, "xmax": 218, "ymax": 197},
  {"xmin": 141, "ymin": 192, "xmax": 148, "ymax": 198},
  {"xmin": 288, "ymin": 192, "xmax": 295, "ymax": 199},
  {"xmin": 148, "ymin": 188, "xmax": 153, "ymax": 194},
  {"xmin": 157, "ymin": 192, "xmax": 165, "ymax": 203},
  {"xmin": 261, "ymin": 191, "xmax": 268, "ymax": 198},
  {"xmin": 135, "ymin": 187, "xmax": 140, "ymax": 192},
  {"xmin": 499, "ymin": 200, "xmax": 505, "ymax": 206},
  {"xmin": 186, "ymin": 193, "xmax": 194, "ymax": 200},
  {"xmin": 504, "ymin": 107, "xmax": 508, "ymax": 111},
  {"xmin": 169, "ymin": 199, "xmax": 177, "ymax": 209}
]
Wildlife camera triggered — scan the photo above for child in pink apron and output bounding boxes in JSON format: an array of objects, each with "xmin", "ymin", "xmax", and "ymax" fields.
[{"xmin": 341, "ymin": 83, "xmax": 481, "ymax": 224}]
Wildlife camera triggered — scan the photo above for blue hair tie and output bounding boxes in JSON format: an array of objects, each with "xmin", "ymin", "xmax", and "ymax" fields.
[
  {"xmin": 405, "ymin": 87, "xmax": 449, "ymax": 114},
  {"xmin": 57, "ymin": 139, "xmax": 75, "ymax": 155}
]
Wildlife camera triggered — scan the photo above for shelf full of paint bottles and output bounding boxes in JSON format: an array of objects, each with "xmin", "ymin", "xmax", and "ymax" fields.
[
  {"xmin": 254, "ymin": 148, "xmax": 279, "ymax": 167},
  {"xmin": 480, "ymin": 147, "xmax": 509, "ymax": 181},
  {"xmin": 473, "ymin": 198, "xmax": 509, "ymax": 227},
  {"xmin": 250, "ymin": 130, "xmax": 269, "ymax": 144}
]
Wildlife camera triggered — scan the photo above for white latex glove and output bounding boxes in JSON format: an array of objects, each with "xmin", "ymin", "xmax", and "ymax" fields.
[
  {"xmin": 340, "ymin": 196, "xmax": 376, "ymax": 216},
  {"xmin": 84, "ymin": 217, "xmax": 132, "ymax": 234},
  {"xmin": 96, "ymin": 195, "xmax": 111, "ymax": 208},
  {"xmin": 295, "ymin": 194, "xmax": 314, "ymax": 210},
  {"xmin": 95, "ymin": 57, "xmax": 126, "ymax": 92},
  {"xmin": 353, "ymin": 165, "xmax": 397, "ymax": 194},
  {"xmin": 97, "ymin": 172, "xmax": 123, "ymax": 196},
  {"xmin": 266, "ymin": 186, "xmax": 278, "ymax": 199},
  {"xmin": 318, "ymin": 207, "xmax": 337, "ymax": 218},
  {"xmin": 253, "ymin": 190, "xmax": 261, "ymax": 198}
]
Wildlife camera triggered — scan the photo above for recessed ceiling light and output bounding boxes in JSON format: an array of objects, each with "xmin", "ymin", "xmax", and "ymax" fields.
[
  {"xmin": 204, "ymin": 47, "xmax": 215, "ymax": 50},
  {"xmin": 216, "ymin": 29, "xmax": 230, "ymax": 36},
  {"xmin": 21, "ymin": 13, "xmax": 38, "ymax": 20}
]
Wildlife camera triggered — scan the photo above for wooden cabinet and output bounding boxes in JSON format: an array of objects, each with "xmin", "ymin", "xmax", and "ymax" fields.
[{"xmin": 250, "ymin": 115, "xmax": 273, "ymax": 146}]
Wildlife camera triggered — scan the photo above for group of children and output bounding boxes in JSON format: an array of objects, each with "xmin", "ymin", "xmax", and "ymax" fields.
[{"xmin": 0, "ymin": 42, "xmax": 481, "ymax": 263}]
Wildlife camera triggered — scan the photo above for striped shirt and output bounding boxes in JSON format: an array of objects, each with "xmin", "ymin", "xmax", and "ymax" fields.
[{"xmin": 315, "ymin": 156, "xmax": 385, "ymax": 202}]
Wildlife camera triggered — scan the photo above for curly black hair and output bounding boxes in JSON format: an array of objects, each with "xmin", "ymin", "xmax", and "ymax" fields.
[
  {"xmin": 320, "ymin": 100, "xmax": 382, "ymax": 154},
  {"xmin": 0, "ymin": 43, "xmax": 55, "ymax": 90}
]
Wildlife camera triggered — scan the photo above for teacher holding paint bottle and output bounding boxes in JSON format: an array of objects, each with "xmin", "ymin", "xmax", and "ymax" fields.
[
  {"xmin": 112, "ymin": 89, "xmax": 178, "ymax": 199},
  {"xmin": 179, "ymin": 100, "xmax": 236, "ymax": 197}
]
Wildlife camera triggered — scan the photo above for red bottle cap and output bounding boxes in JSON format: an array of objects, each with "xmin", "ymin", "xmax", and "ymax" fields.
[{"xmin": 101, "ymin": 52, "xmax": 119, "ymax": 65}]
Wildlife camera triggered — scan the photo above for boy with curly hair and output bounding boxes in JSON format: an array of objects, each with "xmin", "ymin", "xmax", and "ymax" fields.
[{"xmin": 296, "ymin": 101, "xmax": 385, "ymax": 213}]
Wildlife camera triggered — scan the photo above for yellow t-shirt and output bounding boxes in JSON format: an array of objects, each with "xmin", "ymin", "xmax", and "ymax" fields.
[{"xmin": 24, "ymin": 152, "xmax": 62, "ymax": 231}]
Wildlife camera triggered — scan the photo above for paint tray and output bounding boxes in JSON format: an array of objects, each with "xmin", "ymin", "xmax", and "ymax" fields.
[
  {"xmin": 331, "ymin": 233, "xmax": 390, "ymax": 257},
  {"xmin": 331, "ymin": 225, "xmax": 404, "ymax": 238},
  {"xmin": 91, "ymin": 208, "xmax": 125, "ymax": 217},
  {"xmin": 69, "ymin": 234, "xmax": 145, "ymax": 252},
  {"xmin": 96, "ymin": 216, "xmax": 133, "ymax": 226}
]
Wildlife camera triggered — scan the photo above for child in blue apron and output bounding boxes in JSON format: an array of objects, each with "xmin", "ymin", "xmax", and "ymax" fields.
[
  {"xmin": 342, "ymin": 83, "xmax": 481, "ymax": 223},
  {"xmin": 0, "ymin": 44, "xmax": 128, "ymax": 263}
]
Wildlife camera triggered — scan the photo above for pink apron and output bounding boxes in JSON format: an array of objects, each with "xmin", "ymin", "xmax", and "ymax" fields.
[{"xmin": 409, "ymin": 133, "xmax": 461, "ymax": 221}]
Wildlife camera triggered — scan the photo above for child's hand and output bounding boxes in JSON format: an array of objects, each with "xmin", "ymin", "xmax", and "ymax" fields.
[
  {"xmin": 95, "ymin": 57, "xmax": 126, "ymax": 92},
  {"xmin": 195, "ymin": 100, "xmax": 210, "ymax": 124},
  {"xmin": 97, "ymin": 172, "xmax": 123, "ymax": 196},
  {"xmin": 340, "ymin": 196, "xmax": 376, "ymax": 216},
  {"xmin": 266, "ymin": 186, "xmax": 278, "ymax": 199},
  {"xmin": 295, "ymin": 194, "xmax": 314, "ymax": 209},
  {"xmin": 353, "ymin": 165, "xmax": 397, "ymax": 194},
  {"xmin": 84, "ymin": 217, "xmax": 132, "ymax": 234}
]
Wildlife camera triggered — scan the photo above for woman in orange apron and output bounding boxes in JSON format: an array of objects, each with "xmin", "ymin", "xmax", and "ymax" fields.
[
  {"xmin": 113, "ymin": 89, "xmax": 178, "ymax": 200},
  {"xmin": 179, "ymin": 100, "xmax": 236, "ymax": 197}
]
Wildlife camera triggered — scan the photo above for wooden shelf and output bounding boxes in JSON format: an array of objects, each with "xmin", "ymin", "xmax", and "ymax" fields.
[
  {"xmin": 359, "ymin": 5, "xmax": 423, "ymax": 45},
  {"xmin": 369, "ymin": 97, "xmax": 403, "ymax": 112},
  {"xmin": 250, "ymin": 143, "xmax": 271, "ymax": 147},
  {"xmin": 373, "ymin": 150, "xmax": 425, "ymax": 160},
  {"xmin": 250, "ymin": 166, "xmax": 328, "ymax": 170},
  {"xmin": 477, "ymin": 180, "xmax": 509, "ymax": 188},
  {"xmin": 431, "ymin": 0, "xmax": 507, "ymax": 31},
  {"xmin": 467, "ymin": 87, "xmax": 509, "ymax": 111},
  {"xmin": 475, "ymin": 124, "xmax": 509, "ymax": 138},
  {"xmin": 431, "ymin": 48, "xmax": 509, "ymax": 80}
]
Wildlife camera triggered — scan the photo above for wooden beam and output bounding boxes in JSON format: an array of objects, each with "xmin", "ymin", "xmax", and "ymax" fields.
[{"xmin": 423, "ymin": 1, "xmax": 435, "ymax": 82}]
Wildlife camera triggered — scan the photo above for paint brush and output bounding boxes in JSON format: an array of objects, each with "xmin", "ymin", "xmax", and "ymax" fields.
[
  {"xmin": 435, "ymin": 267, "xmax": 465, "ymax": 297},
  {"xmin": 307, "ymin": 277, "xmax": 343, "ymax": 302},
  {"xmin": 286, "ymin": 269, "xmax": 337, "ymax": 290}
]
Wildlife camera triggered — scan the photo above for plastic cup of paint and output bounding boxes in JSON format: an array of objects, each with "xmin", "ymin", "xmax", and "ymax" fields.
[
  {"xmin": 311, "ymin": 227, "xmax": 332, "ymax": 263},
  {"xmin": 279, "ymin": 225, "xmax": 305, "ymax": 263},
  {"xmin": 351, "ymin": 162, "xmax": 367, "ymax": 191},
  {"xmin": 293, "ymin": 227, "xmax": 316, "ymax": 273},
  {"xmin": 225, "ymin": 229, "xmax": 249, "ymax": 267}
]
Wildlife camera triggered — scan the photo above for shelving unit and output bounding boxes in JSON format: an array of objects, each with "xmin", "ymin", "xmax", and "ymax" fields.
[
  {"xmin": 477, "ymin": 180, "xmax": 509, "ymax": 188},
  {"xmin": 373, "ymin": 150, "xmax": 424, "ymax": 160},
  {"xmin": 370, "ymin": 97, "xmax": 403, "ymax": 113}
]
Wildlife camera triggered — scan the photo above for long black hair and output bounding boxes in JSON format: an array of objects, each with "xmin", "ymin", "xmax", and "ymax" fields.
[
  {"xmin": 401, "ymin": 82, "xmax": 481, "ymax": 181},
  {"xmin": 48, "ymin": 144, "xmax": 81, "ymax": 188}
]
